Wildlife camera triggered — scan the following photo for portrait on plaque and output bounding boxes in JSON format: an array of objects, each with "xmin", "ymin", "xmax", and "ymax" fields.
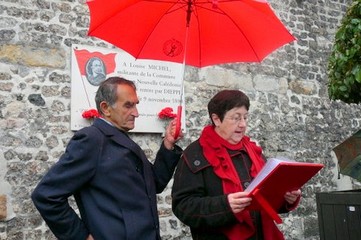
[{"xmin": 85, "ymin": 57, "xmax": 106, "ymax": 86}]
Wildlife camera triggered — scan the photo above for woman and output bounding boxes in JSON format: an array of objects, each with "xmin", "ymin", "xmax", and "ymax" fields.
[{"xmin": 172, "ymin": 90, "xmax": 301, "ymax": 240}]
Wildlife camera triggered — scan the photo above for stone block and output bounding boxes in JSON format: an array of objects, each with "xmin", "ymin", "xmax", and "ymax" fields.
[{"xmin": 0, "ymin": 194, "xmax": 6, "ymax": 220}]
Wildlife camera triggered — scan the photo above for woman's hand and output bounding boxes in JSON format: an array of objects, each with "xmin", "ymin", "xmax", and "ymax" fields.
[
  {"xmin": 284, "ymin": 189, "xmax": 301, "ymax": 205},
  {"xmin": 227, "ymin": 192, "xmax": 252, "ymax": 214}
]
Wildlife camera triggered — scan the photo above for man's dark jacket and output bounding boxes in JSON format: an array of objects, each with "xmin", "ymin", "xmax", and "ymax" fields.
[{"xmin": 31, "ymin": 118, "xmax": 181, "ymax": 240}]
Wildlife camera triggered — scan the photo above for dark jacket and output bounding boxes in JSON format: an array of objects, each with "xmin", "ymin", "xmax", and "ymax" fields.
[
  {"xmin": 172, "ymin": 140, "xmax": 292, "ymax": 240},
  {"xmin": 32, "ymin": 118, "xmax": 181, "ymax": 240}
]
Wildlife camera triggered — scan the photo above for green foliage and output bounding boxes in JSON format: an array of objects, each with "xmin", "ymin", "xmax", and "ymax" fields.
[{"xmin": 328, "ymin": 0, "xmax": 361, "ymax": 104}]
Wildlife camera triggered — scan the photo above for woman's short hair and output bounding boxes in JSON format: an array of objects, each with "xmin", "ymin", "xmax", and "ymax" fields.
[{"xmin": 208, "ymin": 89, "xmax": 250, "ymax": 123}]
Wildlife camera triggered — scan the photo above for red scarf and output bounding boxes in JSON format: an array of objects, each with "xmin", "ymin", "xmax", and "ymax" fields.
[{"xmin": 199, "ymin": 125, "xmax": 284, "ymax": 240}]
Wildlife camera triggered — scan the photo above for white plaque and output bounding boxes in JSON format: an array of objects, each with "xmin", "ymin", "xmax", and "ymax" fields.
[{"xmin": 71, "ymin": 44, "xmax": 186, "ymax": 133}]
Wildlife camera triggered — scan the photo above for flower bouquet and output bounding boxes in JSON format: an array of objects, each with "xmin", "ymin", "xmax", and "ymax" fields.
[
  {"xmin": 82, "ymin": 108, "xmax": 100, "ymax": 123},
  {"xmin": 158, "ymin": 107, "xmax": 177, "ymax": 136}
]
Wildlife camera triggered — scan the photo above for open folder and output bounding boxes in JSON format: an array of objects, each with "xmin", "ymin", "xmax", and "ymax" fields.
[{"xmin": 244, "ymin": 158, "xmax": 324, "ymax": 224}]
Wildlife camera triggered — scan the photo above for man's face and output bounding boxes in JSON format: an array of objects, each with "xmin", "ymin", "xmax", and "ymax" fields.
[{"xmin": 103, "ymin": 84, "xmax": 139, "ymax": 131}]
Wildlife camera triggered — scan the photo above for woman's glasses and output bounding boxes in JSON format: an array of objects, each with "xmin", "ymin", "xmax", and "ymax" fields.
[{"xmin": 225, "ymin": 114, "xmax": 249, "ymax": 124}]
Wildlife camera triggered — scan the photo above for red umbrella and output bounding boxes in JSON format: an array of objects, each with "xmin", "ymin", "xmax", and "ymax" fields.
[
  {"xmin": 87, "ymin": 0, "xmax": 296, "ymax": 137},
  {"xmin": 87, "ymin": 0, "xmax": 295, "ymax": 67}
]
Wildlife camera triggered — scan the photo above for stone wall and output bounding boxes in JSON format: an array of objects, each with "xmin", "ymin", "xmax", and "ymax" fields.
[{"xmin": 1, "ymin": 0, "xmax": 360, "ymax": 239}]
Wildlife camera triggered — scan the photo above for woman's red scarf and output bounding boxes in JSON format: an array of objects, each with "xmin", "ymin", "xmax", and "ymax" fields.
[{"xmin": 199, "ymin": 125, "xmax": 284, "ymax": 240}]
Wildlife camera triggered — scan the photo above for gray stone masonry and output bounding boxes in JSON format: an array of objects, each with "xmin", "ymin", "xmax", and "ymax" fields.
[
  {"xmin": 1, "ymin": 0, "xmax": 361, "ymax": 239},
  {"xmin": 0, "ymin": 195, "xmax": 5, "ymax": 221}
]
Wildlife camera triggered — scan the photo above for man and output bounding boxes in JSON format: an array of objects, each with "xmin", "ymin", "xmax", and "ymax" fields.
[{"xmin": 32, "ymin": 77, "xmax": 183, "ymax": 240}]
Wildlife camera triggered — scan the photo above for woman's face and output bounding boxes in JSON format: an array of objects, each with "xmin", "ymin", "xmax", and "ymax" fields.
[
  {"xmin": 91, "ymin": 60, "xmax": 103, "ymax": 75},
  {"xmin": 213, "ymin": 106, "xmax": 248, "ymax": 144}
]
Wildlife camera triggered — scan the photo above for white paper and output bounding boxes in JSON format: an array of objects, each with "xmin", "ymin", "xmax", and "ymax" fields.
[{"xmin": 245, "ymin": 157, "xmax": 293, "ymax": 193}]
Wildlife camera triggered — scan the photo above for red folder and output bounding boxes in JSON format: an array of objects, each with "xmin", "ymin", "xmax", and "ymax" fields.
[{"xmin": 245, "ymin": 158, "xmax": 324, "ymax": 223}]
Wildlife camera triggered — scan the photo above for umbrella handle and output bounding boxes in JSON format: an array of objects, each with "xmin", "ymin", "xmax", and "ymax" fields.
[{"xmin": 173, "ymin": 105, "xmax": 182, "ymax": 139}]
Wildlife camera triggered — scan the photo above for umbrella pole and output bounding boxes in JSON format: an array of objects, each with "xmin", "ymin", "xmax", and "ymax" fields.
[
  {"xmin": 174, "ymin": 1, "xmax": 192, "ymax": 139},
  {"xmin": 173, "ymin": 23, "xmax": 190, "ymax": 139}
]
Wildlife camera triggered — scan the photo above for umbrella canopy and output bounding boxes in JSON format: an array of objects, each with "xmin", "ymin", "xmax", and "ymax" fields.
[
  {"xmin": 87, "ymin": 0, "xmax": 295, "ymax": 68},
  {"xmin": 333, "ymin": 129, "xmax": 361, "ymax": 181}
]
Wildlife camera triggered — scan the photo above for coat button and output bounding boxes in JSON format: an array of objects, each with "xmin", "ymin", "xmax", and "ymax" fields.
[{"xmin": 194, "ymin": 160, "xmax": 201, "ymax": 166}]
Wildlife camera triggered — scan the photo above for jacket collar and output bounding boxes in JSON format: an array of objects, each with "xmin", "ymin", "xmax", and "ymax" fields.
[
  {"xmin": 183, "ymin": 140, "xmax": 211, "ymax": 173},
  {"xmin": 93, "ymin": 118, "xmax": 147, "ymax": 161}
]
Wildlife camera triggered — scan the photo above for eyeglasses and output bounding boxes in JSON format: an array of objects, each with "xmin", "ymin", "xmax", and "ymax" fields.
[{"xmin": 224, "ymin": 114, "xmax": 249, "ymax": 124}]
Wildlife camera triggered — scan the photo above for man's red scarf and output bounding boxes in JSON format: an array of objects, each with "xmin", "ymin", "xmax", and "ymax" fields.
[{"xmin": 199, "ymin": 125, "xmax": 284, "ymax": 240}]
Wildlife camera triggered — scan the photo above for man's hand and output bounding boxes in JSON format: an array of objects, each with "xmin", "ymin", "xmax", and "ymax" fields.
[
  {"xmin": 163, "ymin": 118, "xmax": 183, "ymax": 150},
  {"xmin": 86, "ymin": 235, "xmax": 94, "ymax": 240}
]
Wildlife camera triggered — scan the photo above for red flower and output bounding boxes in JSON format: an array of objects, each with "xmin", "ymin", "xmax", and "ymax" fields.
[
  {"xmin": 82, "ymin": 109, "xmax": 100, "ymax": 119},
  {"xmin": 158, "ymin": 107, "xmax": 177, "ymax": 119}
]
